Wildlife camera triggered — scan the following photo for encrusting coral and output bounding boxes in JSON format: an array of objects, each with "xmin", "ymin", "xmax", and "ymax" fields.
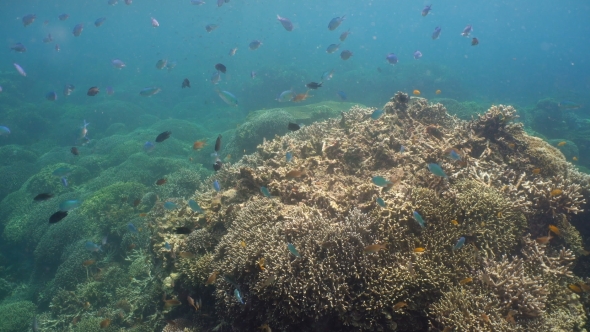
[{"xmin": 151, "ymin": 92, "xmax": 589, "ymax": 331}]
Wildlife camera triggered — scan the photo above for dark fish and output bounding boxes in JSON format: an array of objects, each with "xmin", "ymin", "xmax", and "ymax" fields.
[
  {"xmin": 328, "ymin": 15, "xmax": 345, "ymax": 31},
  {"xmin": 156, "ymin": 59, "xmax": 167, "ymax": 69},
  {"xmin": 95, "ymin": 17, "xmax": 107, "ymax": 27},
  {"xmin": 125, "ymin": 0, "xmax": 132, "ymax": 4},
  {"xmin": 10, "ymin": 43, "xmax": 27, "ymax": 52},
  {"xmin": 432, "ymin": 26, "xmax": 441, "ymax": 40},
  {"xmin": 249, "ymin": 40, "xmax": 262, "ymax": 50},
  {"xmin": 42, "ymin": 34, "xmax": 53, "ymax": 43},
  {"xmin": 326, "ymin": 43, "xmax": 340, "ymax": 53},
  {"xmin": 155, "ymin": 131, "xmax": 171, "ymax": 143},
  {"xmin": 34, "ymin": 193, "xmax": 54, "ymax": 201},
  {"xmin": 133, "ymin": 199, "xmax": 141, "ymax": 207},
  {"xmin": 422, "ymin": 5, "xmax": 432, "ymax": 17},
  {"xmin": 72, "ymin": 23, "xmax": 84, "ymax": 37},
  {"xmin": 215, "ymin": 134, "xmax": 222, "ymax": 152},
  {"xmin": 22, "ymin": 14, "xmax": 36, "ymax": 27},
  {"xmin": 108, "ymin": 0, "xmax": 118, "ymax": 5},
  {"xmin": 386, "ymin": 53, "xmax": 398, "ymax": 65},
  {"xmin": 288, "ymin": 122, "xmax": 300, "ymax": 131},
  {"xmin": 215, "ymin": 63, "xmax": 227, "ymax": 73},
  {"xmin": 340, "ymin": 29, "xmax": 351, "ymax": 41},
  {"xmin": 340, "ymin": 50, "xmax": 353, "ymax": 60},
  {"xmin": 49, "ymin": 211, "xmax": 68, "ymax": 223},
  {"xmin": 156, "ymin": 178, "xmax": 167, "ymax": 185},
  {"xmin": 182, "ymin": 78, "xmax": 190, "ymax": 88},
  {"xmin": 471, "ymin": 37, "xmax": 479, "ymax": 46},
  {"xmin": 58, "ymin": 13, "xmax": 69, "ymax": 21},
  {"xmin": 336, "ymin": 91, "xmax": 347, "ymax": 100},
  {"xmin": 217, "ymin": 0, "xmax": 224, "ymax": 7},
  {"xmin": 205, "ymin": 24, "xmax": 218, "ymax": 32},
  {"xmin": 87, "ymin": 87, "xmax": 99, "ymax": 96},
  {"xmin": 71, "ymin": 147, "xmax": 79, "ymax": 156},
  {"xmin": 45, "ymin": 91, "xmax": 58, "ymax": 101},
  {"xmin": 213, "ymin": 160, "xmax": 222, "ymax": 171},
  {"xmin": 175, "ymin": 227, "xmax": 192, "ymax": 234},
  {"xmin": 305, "ymin": 82, "xmax": 322, "ymax": 89},
  {"xmin": 277, "ymin": 14, "xmax": 293, "ymax": 31}
]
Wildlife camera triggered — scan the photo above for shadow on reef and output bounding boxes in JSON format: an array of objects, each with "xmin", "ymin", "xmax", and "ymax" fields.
[{"xmin": 1, "ymin": 93, "xmax": 589, "ymax": 331}]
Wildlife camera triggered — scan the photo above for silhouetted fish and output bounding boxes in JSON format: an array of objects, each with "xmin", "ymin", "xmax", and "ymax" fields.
[
  {"xmin": 87, "ymin": 87, "xmax": 99, "ymax": 96},
  {"xmin": 49, "ymin": 211, "xmax": 68, "ymax": 223},
  {"xmin": 215, "ymin": 63, "xmax": 226, "ymax": 73},
  {"xmin": 71, "ymin": 147, "xmax": 79, "ymax": 156},
  {"xmin": 182, "ymin": 78, "xmax": 190, "ymax": 88},
  {"xmin": 155, "ymin": 131, "xmax": 171, "ymax": 143},
  {"xmin": 34, "ymin": 193, "xmax": 53, "ymax": 201},
  {"xmin": 288, "ymin": 122, "xmax": 300, "ymax": 131},
  {"xmin": 215, "ymin": 134, "xmax": 222, "ymax": 152},
  {"xmin": 175, "ymin": 227, "xmax": 192, "ymax": 234}
]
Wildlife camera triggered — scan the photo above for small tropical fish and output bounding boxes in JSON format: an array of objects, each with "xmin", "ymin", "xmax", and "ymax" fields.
[
  {"xmin": 49, "ymin": 211, "xmax": 68, "ymax": 223},
  {"xmin": 164, "ymin": 242, "xmax": 171, "ymax": 250},
  {"xmin": 557, "ymin": 141, "xmax": 567, "ymax": 146},
  {"xmin": 328, "ymin": 15, "xmax": 345, "ymax": 31},
  {"xmin": 550, "ymin": 189, "xmax": 562, "ymax": 197},
  {"xmin": 144, "ymin": 141, "xmax": 155, "ymax": 152},
  {"xmin": 413, "ymin": 90, "xmax": 420, "ymax": 96},
  {"xmin": 326, "ymin": 43, "xmax": 340, "ymax": 54},
  {"xmin": 60, "ymin": 177, "xmax": 68, "ymax": 187},
  {"xmin": 460, "ymin": 277, "xmax": 473, "ymax": 285},
  {"xmin": 258, "ymin": 257, "xmax": 265, "ymax": 270},
  {"xmin": 46, "ymin": 91, "xmax": 58, "ymax": 101},
  {"xmin": 82, "ymin": 259, "xmax": 95, "ymax": 267},
  {"xmin": 291, "ymin": 91, "xmax": 310, "ymax": 102},
  {"xmin": 453, "ymin": 237, "xmax": 466, "ymax": 251},
  {"xmin": 371, "ymin": 109, "xmax": 384, "ymax": 120},
  {"xmin": 340, "ymin": 29, "xmax": 351, "ymax": 41},
  {"xmin": 59, "ymin": 200, "xmax": 81, "ymax": 211},
  {"xmin": 85, "ymin": 241, "xmax": 102, "ymax": 252},
  {"xmin": 234, "ymin": 289, "xmax": 244, "ymax": 304},
  {"xmin": 461, "ymin": 25, "xmax": 473, "ymax": 37},
  {"xmin": 79, "ymin": 119, "xmax": 90, "ymax": 139},
  {"xmin": 205, "ymin": 24, "xmax": 218, "ymax": 32},
  {"xmin": 363, "ymin": 244, "xmax": 387, "ymax": 254},
  {"xmin": 261, "ymin": 274, "xmax": 276, "ymax": 287},
  {"xmin": 140, "ymin": 87, "xmax": 161, "ymax": 96},
  {"xmin": 179, "ymin": 252, "xmax": 195, "ymax": 258},
  {"xmin": 215, "ymin": 63, "xmax": 227, "ymax": 74},
  {"xmin": 422, "ymin": 5, "xmax": 432, "ymax": 16},
  {"xmin": 393, "ymin": 301, "xmax": 407, "ymax": 310},
  {"xmin": 549, "ymin": 225, "xmax": 560, "ymax": 236},
  {"xmin": 276, "ymin": 89, "xmax": 294, "ymax": 102},
  {"xmin": 372, "ymin": 176, "xmax": 392, "ymax": 187},
  {"xmin": 10, "ymin": 43, "xmax": 27, "ymax": 52},
  {"xmin": 111, "ymin": 59, "xmax": 125, "ymax": 69},
  {"xmin": 386, "ymin": 53, "xmax": 398, "ymax": 65},
  {"xmin": 99, "ymin": 318, "xmax": 111, "ymax": 328},
  {"xmin": 321, "ymin": 70, "xmax": 334, "ymax": 81},
  {"xmin": 34, "ymin": 193, "xmax": 54, "ymax": 201},
  {"xmin": 156, "ymin": 178, "xmax": 167, "ymax": 185},
  {"xmin": 532, "ymin": 168, "xmax": 541, "ymax": 175},
  {"xmin": 13, "ymin": 63, "xmax": 26, "ymax": 77},
  {"xmin": 209, "ymin": 71, "xmax": 222, "ymax": 85},
  {"xmin": 155, "ymin": 131, "xmax": 171, "ymax": 143},
  {"xmin": 240, "ymin": 240, "xmax": 246, "ymax": 248},
  {"xmin": 163, "ymin": 299, "xmax": 181, "ymax": 308},
  {"xmin": 287, "ymin": 243, "xmax": 301, "ymax": 258},
  {"xmin": 73, "ymin": 23, "xmax": 84, "ymax": 37},
  {"xmin": 95, "ymin": 17, "xmax": 106, "ymax": 27},
  {"xmin": 558, "ymin": 101, "xmax": 581, "ymax": 110},
  {"xmin": 448, "ymin": 149, "xmax": 461, "ymax": 161},
  {"xmin": 573, "ymin": 156, "xmax": 578, "ymax": 161},
  {"xmin": 192, "ymin": 140, "xmax": 206, "ymax": 150},
  {"xmin": 432, "ymin": 26, "xmax": 441, "ymax": 40},
  {"xmin": 471, "ymin": 38, "xmax": 479, "ymax": 46},
  {"xmin": 22, "ymin": 14, "xmax": 37, "ymax": 26},
  {"xmin": 288, "ymin": 122, "xmax": 301, "ymax": 131},
  {"xmin": 216, "ymin": 89, "xmax": 238, "ymax": 106},
  {"xmin": 536, "ymin": 233, "xmax": 553, "ymax": 244},
  {"xmin": 63, "ymin": 84, "xmax": 75, "ymax": 96},
  {"xmin": 413, "ymin": 211, "xmax": 426, "ymax": 228},
  {"xmin": 260, "ymin": 186, "xmax": 271, "ymax": 197},
  {"xmin": 427, "ymin": 163, "xmax": 448, "ymax": 179},
  {"xmin": 156, "ymin": 59, "xmax": 167, "ymax": 69},
  {"xmin": 71, "ymin": 147, "xmax": 79, "ymax": 156},
  {"xmin": 568, "ymin": 284, "xmax": 582, "ymax": 293},
  {"xmin": 286, "ymin": 170, "xmax": 305, "ymax": 179},
  {"xmin": 413, "ymin": 247, "xmax": 425, "ymax": 253},
  {"xmin": 87, "ymin": 87, "xmax": 99, "ymax": 96},
  {"xmin": 400, "ymin": 146, "xmax": 405, "ymax": 153},
  {"xmin": 436, "ymin": 89, "xmax": 441, "ymax": 94},
  {"xmin": 306, "ymin": 82, "xmax": 322, "ymax": 90},
  {"xmin": 127, "ymin": 223, "xmax": 138, "ymax": 233},
  {"xmin": 451, "ymin": 219, "xmax": 459, "ymax": 226},
  {"xmin": 413, "ymin": 50, "xmax": 422, "ymax": 60},
  {"xmin": 277, "ymin": 14, "xmax": 293, "ymax": 31},
  {"xmin": 213, "ymin": 160, "xmax": 223, "ymax": 171},
  {"xmin": 213, "ymin": 179, "xmax": 221, "ymax": 192},
  {"xmin": 175, "ymin": 227, "xmax": 192, "ymax": 234},
  {"xmin": 336, "ymin": 91, "xmax": 347, "ymax": 101},
  {"xmin": 579, "ymin": 283, "xmax": 590, "ymax": 292},
  {"xmin": 215, "ymin": 134, "xmax": 222, "ymax": 152},
  {"xmin": 188, "ymin": 199, "xmax": 204, "ymax": 213},
  {"xmin": 151, "ymin": 17, "xmax": 159, "ymax": 27},
  {"xmin": 206, "ymin": 271, "xmax": 219, "ymax": 285},
  {"xmin": 340, "ymin": 50, "xmax": 353, "ymax": 60},
  {"xmin": 164, "ymin": 202, "xmax": 178, "ymax": 210},
  {"xmin": 228, "ymin": 47, "xmax": 238, "ymax": 56},
  {"xmin": 249, "ymin": 40, "xmax": 262, "ymax": 50},
  {"xmin": 139, "ymin": 213, "xmax": 147, "ymax": 217}
]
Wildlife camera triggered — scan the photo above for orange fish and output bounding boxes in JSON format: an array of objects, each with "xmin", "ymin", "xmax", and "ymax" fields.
[
  {"xmin": 82, "ymin": 259, "xmax": 95, "ymax": 267},
  {"xmin": 507, "ymin": 143, "xmax": 515, "ymax": 149},
  {"xmin": 557, "ymin": 141, "xmax": 567, "ymax": 147},
  {"xmin": 550, "ymin": 189, "xmax": 562, "ymax": 197},
  {"xmin": 192, "ymin": 140, "xmax": 207, "ymax": 150},
  {"xmin": 392, "ymin": 301, "xmax": 407, "ymax": 310},
  {"xmin": 497, "ymin": 212, "xmax": 503, "ymax": 218},
  {"xmin": 99, "ymin": 318, "xmax": 111, "ymax": 328},
  {"xmin": 568, "ymin": 284, "xmax": 582, "ymax": 293},
  {"xmin": 286, "ymin": 170, "xmax": 306, "ymax": 179},
  {"xmin": 187, "ymin": 296, "xmax": 200, "ymax": 311},
  {"xmin": 451, "ymin": 219, "xmax": 459, "ymax": 226},
  {"xmin": 573, "ymin": 156, "xmax": 578, "ymax": 161},
  {"xmin": 139, "ymin": 213, "xmax": 147, "ymax": 217},
  {"xmin": 579, "ymin": 283, "xmax": 590, "ymax": 292},
  {"xmin": 83, "ymin": 301, "xmax": 91, "ymax": 309},
  {"xmin": 240, "ymin": 240, "xmax": 246, "ymax": 248},
  {"xmin": 435, "ymin": 89, "xmax": 441, "ymax": 94},
  {"xmin": 548, "ymin": 225, "xmax": 560, "ymax": 236},
  {"xmin": 363, "ymin": 244, "xmax": 387, "ymax": 254},
  {"xmin": 459, "ymin": 277, "xmax": 473, "ymax": 285},
  {"xmin": 205, "ymin": 271, "xmax": 219, "ymax": 285},
  {"xmin": 291, "ymin": 91, "xmax": 310, "ymax": 102},
  {"xmin": 536, "ymin": 233, "xmax": 553, "ymax": 244},
  {"xmin": 164, "ymin": 299, "xmax": 182, "ymax": 308},
  {"xmin": 532, "ymin": 168, "xmax": 541, "ymax": 175},
  {"xmin": 413, "ymin": 90, "xmax": 420, "ymax": 96},
  {"xmin": 413, "ymin": 247, "xmax": 425, "ymax": 253},
  {"xmin": 156, "ymin": 178, "xmax": 167, "ymax": 185},
  {"xmin": 258, "ymin": 257, "xmax": 265, "ymax": 271}
]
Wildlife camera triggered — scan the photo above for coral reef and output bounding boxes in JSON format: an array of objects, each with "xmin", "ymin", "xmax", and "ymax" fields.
[{"xmin": 0, "ymin": 300, "xmax": 36, "ymax": 332}]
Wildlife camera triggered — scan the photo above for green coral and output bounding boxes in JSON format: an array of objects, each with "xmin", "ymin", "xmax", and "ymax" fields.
[{"xmin": 0, "ymin": 300, "xmax": 36, "ymax": 332}]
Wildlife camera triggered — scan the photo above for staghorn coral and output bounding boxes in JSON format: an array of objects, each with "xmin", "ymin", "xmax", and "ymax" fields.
[{"xmin": 0, "ymin": 300, "xmax": 37, "ymax": 332}]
